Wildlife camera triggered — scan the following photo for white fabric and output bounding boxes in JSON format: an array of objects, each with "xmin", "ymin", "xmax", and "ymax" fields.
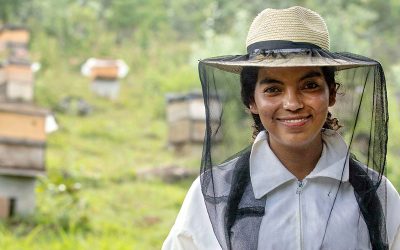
[{"xmin": 162, "ymin": 131, "xmax": 400, "ymax": 250}]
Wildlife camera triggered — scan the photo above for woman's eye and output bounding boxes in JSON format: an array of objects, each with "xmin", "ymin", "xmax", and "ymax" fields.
[
  {"xmin": 264, "ymin": 87, "xmax": 280, "ymax": 93},
  {"xmin": 304, "ymin": 82, "xmax": 319, "ymax": 89}
]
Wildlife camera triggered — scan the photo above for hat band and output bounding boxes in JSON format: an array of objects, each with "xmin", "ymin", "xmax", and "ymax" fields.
[{"xmin": 247, "ymin": 40, "xmax": 322, "ymax": 55}]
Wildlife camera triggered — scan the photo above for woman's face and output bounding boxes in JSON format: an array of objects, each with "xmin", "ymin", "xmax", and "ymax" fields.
[{"xmin": 249, "ymin": 66, "xmax": 336, "ymax": 150}]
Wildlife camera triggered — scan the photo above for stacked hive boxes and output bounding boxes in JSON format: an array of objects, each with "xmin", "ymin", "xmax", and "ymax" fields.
[
  {"xmin": 166, "ymin": 91, "xmax": 222, "ymax": 153},
  {"xmin": 0, "ymin": 26, "xmax": 34, "ymax": 102},
  {"xmin": 81, "ymin": 58, "xmax": 129, "ymax": 100},
  {"xmin": 0, "ymin": 26, "xmax": 48, "ymax": 217}
]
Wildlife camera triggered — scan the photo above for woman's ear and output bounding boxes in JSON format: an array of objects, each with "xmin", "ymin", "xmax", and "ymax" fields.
[{"xmin": 249, "ymin": 102, "xmax": 259, "ymax": 114}]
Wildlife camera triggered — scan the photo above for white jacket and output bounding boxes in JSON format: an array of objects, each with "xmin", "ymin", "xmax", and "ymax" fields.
[{"xmin": 163, "ymin": 131, "xmax": 400, "ymax": 250}]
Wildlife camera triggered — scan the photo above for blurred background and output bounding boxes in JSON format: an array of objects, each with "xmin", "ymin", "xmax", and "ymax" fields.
[{"xmin": 0, "ymin": 0, "xmax": 399, "ymax": 249}]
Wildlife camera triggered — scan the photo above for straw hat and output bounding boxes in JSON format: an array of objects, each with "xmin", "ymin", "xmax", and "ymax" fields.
[{"xmin": 201, "ymin": 6, "xmax": 376, "ymax": 73}]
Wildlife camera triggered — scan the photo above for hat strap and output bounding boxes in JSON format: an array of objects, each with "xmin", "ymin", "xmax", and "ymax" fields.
[{"xmin": 247, "ymin": 40, "xmax": 321, "ymax": 55}]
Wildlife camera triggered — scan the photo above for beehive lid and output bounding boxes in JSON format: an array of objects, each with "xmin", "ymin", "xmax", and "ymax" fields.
[{"xmin": 81, "ymin": 58, "xmax": 129, "ymax": 79}]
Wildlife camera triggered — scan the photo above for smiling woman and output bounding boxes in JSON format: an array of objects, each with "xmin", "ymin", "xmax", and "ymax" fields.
[
  {"xmin": 245, "ymin": 66, "xmax": 335, "ymax": 179},
  {"xmin": 163, "ymin": 6, "xmax": 400, "ymax": 250}
]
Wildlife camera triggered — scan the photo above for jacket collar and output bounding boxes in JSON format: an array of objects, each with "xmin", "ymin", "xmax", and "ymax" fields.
[{"xmin": 250, "ymin": 129, "xmax": 349, "ymax": 199}]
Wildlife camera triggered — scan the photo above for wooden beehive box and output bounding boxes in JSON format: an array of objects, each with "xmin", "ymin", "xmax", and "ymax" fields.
[
  {"xmin": 3, "ymin": 62, "xmax": 34, "ymax": 102},
  {"xmin": 86, "ymin": 59, "xmax": 120, "ymax": 80},
  {"xmin": 6, "ymin": 62, "xmax": 33, "ymax": 82},
  {"xmin": 0, "ymin": 176, "xmax": 36, "ymax": 216},
  {"xmin": 166, "ymin": 92, "xmax": 222, "ymax": 145},
  {"xmin": 0, "ymin": 103, "xmax": 48, "ymax": 176},
  {"xmin": 0, "ymin": 138, "xmax": 45, "ymax": 176},
  {"xmin": 8, "ymin": 43, "xmax": 30, "ymax": 61},
  {"xmin": 91, "ymin": 78, "xmax": 120, "ymax": 100},
  {"xmin": 81, "ymin": 58, "xmax": 128, "ymax": 100},
  {"xmin": 91, "ymin": 65, "xmax": 119, "ymax": 79},
  {"xmin": 0, "ymin": 26, "xmax": 30, "ymax": 45},
  {"xmin": 6, "ymin": 80, "xmax": 34, "ymax": 102}
]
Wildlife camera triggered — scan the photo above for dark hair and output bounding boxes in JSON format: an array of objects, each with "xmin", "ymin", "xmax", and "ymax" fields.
[{"xmin": 240, "ymin": 66, "xmax": 341, "ymax": 138}]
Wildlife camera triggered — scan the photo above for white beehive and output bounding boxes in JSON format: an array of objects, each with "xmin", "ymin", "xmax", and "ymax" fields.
[{"xmin": 166, "ymin": 92, "xmax": 222, "ymax": 145}]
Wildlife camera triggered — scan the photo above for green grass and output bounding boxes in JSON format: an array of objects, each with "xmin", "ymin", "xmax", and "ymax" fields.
[
  {"xmin": 0, "ymin": 31, "xmax": 200, "ymax": 249},
  {"xmin": 0, "ymin": 180, "xmax": 190, "ymax": 250}
]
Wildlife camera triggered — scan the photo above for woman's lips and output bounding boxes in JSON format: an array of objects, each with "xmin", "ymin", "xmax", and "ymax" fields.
[{"xmin": 277, "ymin": 116, "xmax": 311, "ymax": 127}]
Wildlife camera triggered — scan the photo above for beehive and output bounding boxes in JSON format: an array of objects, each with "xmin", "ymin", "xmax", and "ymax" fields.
[
  {"xmin": 166, "ymin": 92, "xmax": 222, "ymax": 145},
  {"xmin": 0, "ymin": 103, "xmax": 48, "ymax": 176},
  {"xmin": 0, "ymin": 62, "xmax": 35, "ymax": 102}
]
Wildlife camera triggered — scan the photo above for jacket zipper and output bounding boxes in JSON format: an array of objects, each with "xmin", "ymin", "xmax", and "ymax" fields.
[{"xmin": 296, "ymin": 180, "xmax": 304, "ymax": 250}]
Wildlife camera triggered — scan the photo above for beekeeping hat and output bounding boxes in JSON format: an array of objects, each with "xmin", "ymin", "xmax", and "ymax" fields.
[{"xmin": 201, "ymin": 6, "xmax": 376, "ymax": 73}]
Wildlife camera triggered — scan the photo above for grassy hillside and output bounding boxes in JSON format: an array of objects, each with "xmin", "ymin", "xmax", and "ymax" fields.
[{"xmin": 0, "ymin": 30, "xmax": 200, "ymax": 249}]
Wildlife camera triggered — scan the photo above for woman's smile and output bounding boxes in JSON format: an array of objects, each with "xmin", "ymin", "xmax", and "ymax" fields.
[{"xmin": 276, "ymin": 115, "xmax": 312, "ymax": 127}]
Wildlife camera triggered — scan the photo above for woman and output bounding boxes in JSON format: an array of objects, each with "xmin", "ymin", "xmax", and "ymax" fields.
[{"xmin": 163, "ymin": 6, "xmax": 400, "ymax": 250}]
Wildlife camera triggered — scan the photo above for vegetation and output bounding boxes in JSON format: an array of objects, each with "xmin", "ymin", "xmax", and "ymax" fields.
[{"xmin": 0, "ymin": 0, "xmax": 399, "ymax": 249}]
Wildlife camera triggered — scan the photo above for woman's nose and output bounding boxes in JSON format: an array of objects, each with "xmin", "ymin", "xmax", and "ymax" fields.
[{"xmin": 282, "ymin": 91, "xmax": 304, "ymax": 111}]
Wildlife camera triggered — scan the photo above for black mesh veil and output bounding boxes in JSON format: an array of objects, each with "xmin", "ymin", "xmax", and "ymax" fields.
[{"xmin": 198, "ymin": 49, "xmax": 388, "ymax": 249}]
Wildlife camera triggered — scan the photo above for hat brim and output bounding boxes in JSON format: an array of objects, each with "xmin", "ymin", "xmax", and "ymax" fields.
[{"xmin": 200, "ymin": 51, "xmax": 378, "ymax": 74}]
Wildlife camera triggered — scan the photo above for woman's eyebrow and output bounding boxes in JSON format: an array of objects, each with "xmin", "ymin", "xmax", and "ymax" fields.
[
  {"xmin": 259, "ymin": 77, "xmax": 282, "ymax": 85},
  {"xmin": 259, "ymin": 70, "xmax": 323, "ymax": 85},
  {"xmin": 299, "ymin": 71, "xmax": 323, "ymax": 81}
]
